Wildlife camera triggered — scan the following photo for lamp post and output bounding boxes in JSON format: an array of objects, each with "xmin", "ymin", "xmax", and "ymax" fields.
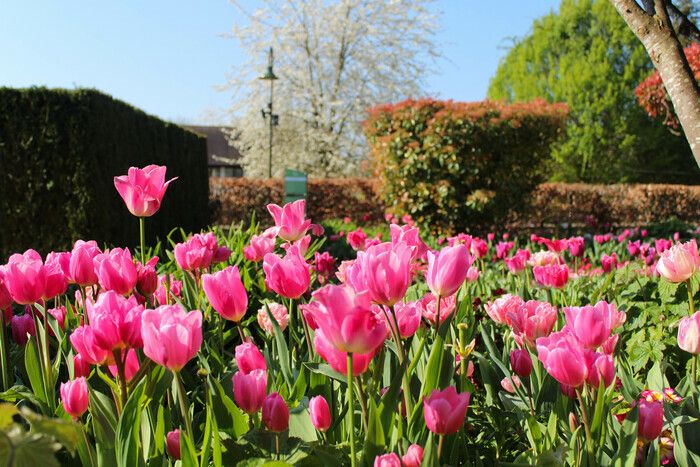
[{"xmin": 259, "ymin": 47, "xmax": 279, "ymax": 178}]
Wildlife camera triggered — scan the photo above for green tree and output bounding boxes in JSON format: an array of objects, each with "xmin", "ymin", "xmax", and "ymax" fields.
[{"xmin": 488, "ymin": 0, "xmax": 698, "ymax": 183}]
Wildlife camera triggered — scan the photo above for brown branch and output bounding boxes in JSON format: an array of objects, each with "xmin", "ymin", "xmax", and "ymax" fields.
[{"xmin": 668, "ymin": 1, "xmax": 700, "ymax": 43}]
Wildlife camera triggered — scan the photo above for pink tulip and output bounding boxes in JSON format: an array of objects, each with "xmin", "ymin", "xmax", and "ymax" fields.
[
  {"xmin": 426, "ymin": 244, "xmax": 472, "ymax": 298},
  {"xmin": 470, "ymin": 238, "xmax": 488, "ymax": 258},
  {"xmin": 308, "ymin": 285, "xmax": 386, "ymax": 354},
  {"xmin": 638, "ymin": 397, "xmax": 664, "ymax": 441},
  {"xmin": 402, "ymin": 444, "xmax": 424, "ymax": 467},
  {"xmin": 423, "ymin": 386, "xmax": 470, "ymax": 435},
  {"xmin": 528, "ymin": 251, "xmax": 560, "ymax": 267},
  {"xmin": 501, "ymin": 375, "xmax": 522, "ymax": 393},
  {"xmin": 43, "ymin": 252, "xmax": 67, "ymax": 300},
  {"xmin": 0, "ymin": 268, "xmax": 13, "ymax": 313},
  {"xmin": 263, "ymin": 245, "xmax": 310, "ymax": 299},
  {"xmin": 466, "ymin": 266, "xmax": 480, "ymax": 282},
  {"xmin": 73, "ymin": 354, "xmax": 91, "ymax": 378},
  {"xmin": 60, "ymin": 377, "xmax": 89, "ymax": 419},
  {"xmin": 309, "ymin": 395, "xmax": 331, "ymax": 432},
  {"xmin": 93, "ymin": 248, "xmax": 138, "ymax": 295},
  {"xmin": 235, "ymin": 342, "xmax": 267, "ymax": 374},
  {"xmin": 374, "ymin": 453, "xmax": 401, "ymax": 467},
  {"xmin": 70, "ymin": 325, "xmax": 109, "ymax": 365},
  {"xmin": 232, "ymin": 369, "xmax": 267, "ymax": 414},
  {"xmin": 87, "ymin": 291, "xmax": 144, "ymax": 351},
  {"xmin": 510, "ymin": 349, "xmax": 533, "ymax": 377},
  {"xmin": 108, "ymin": 349, "xmax": 140, "ymax": 382},
  {"xmin": 656, "ymin": 240, "xmax": 700, "ymax": 283},
  {"xmin": 174, "ymin": 233, "xmax": 219, "ymax": 271},
  {"xmin": 678, "ymin": 311, "xmax": 700, "ymax": 354},
  {"xmin": 353, "ymin": 242, "xmax": 413, "ymax": 306},
  {"xmin": 507, "ymin": 300, "xmax": 557, "ymax": 347},
  {"xmin": 533, "ymin": 264, "xmax": 569, "ymax": 289},
  {"xmin": 48, "ymin": 306, "xmax": 66, "ymax": 333},
  {"xmin": 212, "ymin": 246, "xmax": 232, "ymax": 264},
  {"xmin": 154, "ymin": 274, "xmax": 182, "ymax": 306},
  {"xmin": 601, "ymin": 253, "xmax": 617, "ymax": 273},
  {"xmin": 383, "ymin": 301, "xmax": 421, "ymax": 338},
  {"xmin": 313, "ymin": 328, "xmax": 377, "ymax": 375},
  {"xmin": 136, "ymin": 257, "xmax": 159, "ymax": 296},
  {"xmin": 496, "ymin": 241, "xmax": 514, "ymax": 259},
  {"xmin": 262, "ymin": 392, "xmax": 289, "ymax": 432},
  {"xmin": 10, "ymin": 314, "xmax": 35, "ymax": 345},
  {"xmin": 141, "ymin": 305, "xmax": 202, "ymax": 372},
  {"xmin": 418, "ymin": 293, "xmax": 456, "ymax": 325},
  {"xmin": 536, "ymin": 330, "xmax": 588, "ymax": 388},
  {"xmin": 505, "ymin": 249, "xmax": 530, "ymax": 273},
  {"xmin": 486, "ymin": 294, "xmax": 524, "ymax": 325},
  {"xmin": 243, "ymin": 234, "xmax": 276, "ymax": 262},
  {"xmin": 257, "ymin": 302, "xmax": 289, "ymax": 334},
  {"xmin": 585, "ymin": 352, "xmax": 615, "ymax": 388},
  {"xmin": 656, "ymin": 238, "xmax": 673, "ymax": 254},
  {"xmin": 313, "ymin": 251, "xmax": 336, "ymax": 280},
  {"xmin": 202, "ymin": 266, "xmax": 248, "ymax": 322},
  {"xmin": 564, "ymin": 304, "xmax": 613, "ymax": 350},
  {"xmin": 347, "ymin": 228, "xmax": 368, "ymax": 251},
  {"xmin": 114, "ymin": 165, "xmax": 176, "ymax": 217},
  {"xmin": 568, "ymin": 237, "xmax": 585, "ymax": 257},
  {"xmin": 4, "ymin": 249, "xmax": 46, "ymax": 304},
  {"xmin": 267, "ymin": 199, "xmax": 322, "ymax": 242},
  {"xmin": 166, "ymin": 429, "xmax": 181, "ymax": 460},
  {"xmin": 390, "ymin": 224, "xmax": 428, "ymax": 261},
  {"xmin": 66, "ymin": 240, "xmax": 101, "ymax": 286}
]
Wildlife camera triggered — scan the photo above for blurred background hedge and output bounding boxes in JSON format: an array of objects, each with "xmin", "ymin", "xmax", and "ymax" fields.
[
  {"xmin": 211, "ymin": 178, "xmax": 700, "ymax": 233},
  {"xmin": 0, "ymin": 87, "xmax": 209, "ymax": 259},
  {"xmin": 363, "ymin": 98, "xmax": 569, "ymax": 234}
]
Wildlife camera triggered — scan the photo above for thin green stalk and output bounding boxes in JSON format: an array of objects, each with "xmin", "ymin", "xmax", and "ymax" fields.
[
  {"xmin": 576, "ymin": 390, "xmax": 595, "ymax": 461},
  {"xmin": 386, "ymin": 306, "xmax": 413, "ymax": 414},
  {"xmin": 175, "ymin": 371, "xmax": 194, "ymax": 439},
  {"xmin": 347, "ymin": 353, "xmax": 356, "ymax": 467},
  {"xmin": 688, "ymin": 279, "xmax": 696, "ymax": 315},
  {"xmin": 0, "ymin": 317, "xmax": 9, "ymax": 391},
  {"xmin": 139, "ymin": 217, "xmax": 146, "ymax": 265},
  {"xmin": 437, "ymin": 434, "xmax": 445, "ymax": 462},
  {"xmin": 113, "ymin": 350, "xmax": 128, "ymax": 410},
  {"xmin": 434, "ymin": 295, "xmax": 442, "ymax": 339}
]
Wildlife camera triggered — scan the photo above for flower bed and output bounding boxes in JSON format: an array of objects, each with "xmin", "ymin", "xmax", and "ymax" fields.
[{"xmin": 2, "ymin": 166, "xmax": 700, "ymax": 465}]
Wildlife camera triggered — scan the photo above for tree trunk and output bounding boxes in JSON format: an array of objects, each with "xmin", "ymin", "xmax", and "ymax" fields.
[{"xmin": 610, "ymin": 0, "xmax": 700, "ymax": 167}]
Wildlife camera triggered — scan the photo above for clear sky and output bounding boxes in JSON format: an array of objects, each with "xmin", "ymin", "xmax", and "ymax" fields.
[{"xmin": 1, "ymin": 0, "xmax": 560, "ymax": 124}]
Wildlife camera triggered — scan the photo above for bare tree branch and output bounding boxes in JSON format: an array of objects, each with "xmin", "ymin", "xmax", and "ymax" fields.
[{"xmin": 668, "ymin": 1, "xmax": 700, "ymax": 43}]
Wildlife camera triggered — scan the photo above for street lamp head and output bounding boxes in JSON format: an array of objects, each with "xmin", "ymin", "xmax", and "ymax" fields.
[{"xmin": 259, "ymin": 47, "xmax": 278, "ymax": 81}]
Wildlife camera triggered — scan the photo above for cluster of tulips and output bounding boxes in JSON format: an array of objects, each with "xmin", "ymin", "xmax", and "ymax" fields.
[{"xmin": 2, "ymin": 164, "xmax": 700, "ymax": 466}]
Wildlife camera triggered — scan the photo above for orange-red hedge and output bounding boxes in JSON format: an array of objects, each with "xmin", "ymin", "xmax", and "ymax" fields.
[{"xmin": 210, "ymin": 178, "xmax": 700, "ymax": 229}]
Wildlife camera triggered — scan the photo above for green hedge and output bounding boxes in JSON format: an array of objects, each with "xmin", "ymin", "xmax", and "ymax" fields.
[
  {"xmin": 0, "ymin": 87, "xmax": 209, "ymax": 259},
  {"xmin": 364, "ymin": 98, "xmax": 569, "ymax": 234}
]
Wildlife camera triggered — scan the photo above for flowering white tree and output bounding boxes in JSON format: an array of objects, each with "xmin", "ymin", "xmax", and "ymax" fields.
[{"xmin": 224, "ymin": 0, "xmax": 439, "ymax": 177}]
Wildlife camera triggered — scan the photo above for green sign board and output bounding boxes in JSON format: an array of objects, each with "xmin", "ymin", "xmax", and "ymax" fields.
[{"xmin": 284, "ymin": 168, "xmax": 307, "ymax": 204}]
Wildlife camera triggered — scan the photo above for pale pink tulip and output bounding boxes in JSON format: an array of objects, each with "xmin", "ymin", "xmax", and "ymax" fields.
[{"xmin": 114, "ymin": 165, "xmax": 176, "ymax": 217}]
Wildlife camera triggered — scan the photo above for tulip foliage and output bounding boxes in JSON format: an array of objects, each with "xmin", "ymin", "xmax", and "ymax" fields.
[{"xmin": 4, "ymin": 168, "xmax": 700, "ymax": 466}]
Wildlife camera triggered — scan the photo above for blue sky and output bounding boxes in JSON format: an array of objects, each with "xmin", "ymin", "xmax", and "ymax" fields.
[{"xmin": 1, "ymin": 0, "xmax": 560, "ymax": 124}]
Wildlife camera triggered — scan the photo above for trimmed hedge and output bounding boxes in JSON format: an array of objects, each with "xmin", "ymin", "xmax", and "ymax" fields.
[
  {"xmin": 363, "ymin": 98, "xmax": 569, "ymax": 234},
  {"xmin": 0, "ymin": 87, "xmax": 209, "ymax": 259},
  {"xmin": 211, "ymin": 178, "xmax": 700, "ymax": 231}
]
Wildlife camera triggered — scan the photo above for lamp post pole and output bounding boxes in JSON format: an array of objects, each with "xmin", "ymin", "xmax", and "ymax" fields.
[{"xmin": 260, "ymin": 47, "xmax": 279, "ymax": 178}]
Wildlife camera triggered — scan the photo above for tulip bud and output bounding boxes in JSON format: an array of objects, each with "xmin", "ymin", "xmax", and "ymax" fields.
[
  {"xmin": 402, "ymin": 444, "xmax": 424, "ymax": 467},
  {"xmin": 374, "ymin": 453, "xmax": 401, "ymax": 467},
  {"xmin": 232, "ymin": 369, "xmax": 267, "ymax": 414},
  {"xmin": 137, "ymin": 257, "xmax": 159, "ymax": 296},
  {"xmin": 73, "ymin": 354, "xmax": 92, "ymax": 378},
  {"xmin": 60, "ymin": 377, "xmax": 89, "ymax": 419},
  {"xmin": 235, "ymin": 342, "xmax": 267, "ymax": 374},
  {"xmin": 309, "ymin": 395, "xmax": 331, "ymax": 432},
  {"xmin": 10, "ymin": 314, "xmax": 35, "ymax": 345},
  {"xmin": 166, "ymin": 429, "xmax": 181, "ymax": 460},
  {"xmin": 262, "ymin": 392, "xmax": 289, "ymax": 433},
  {"xmin": 638, "ymin": 398, "xmax": 664, "ymax": 441},
  {"xmin": 509, "ymin": 349, "xmax": 533, "ymax": 377},
  {"xmin": 568, "ymin": 412, "xmax": 579, "ymax": 432}
]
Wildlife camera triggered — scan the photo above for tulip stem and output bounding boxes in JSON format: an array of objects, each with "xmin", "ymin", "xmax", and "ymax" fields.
[
  {"xmin": 688, "ymin": 279, "xmax": 696, "ymax": 315},
  {"xmin": 139, "ymin": 217, "xmax": 146, "ymax": 265},
  {"xmin": 437, "ymin": 434, "xmax": 445, "ymax": 462},
  {"xmin": 346, "ymin": 353, "xmax": 356, "ymax": 467},
  {"xmin": 434, "ymin": 295, "xmax": 442, "ymax": 338},
  {"xmin": 175, "ymin": 371, "xmax": 194, "ymax": 440},
  {"xmin": 0, "ymin": 316, "xmax": 9, "ymax": 391},
  {"xmin": 385, "ymin": 306, "xmax": 413, "ymax": 415},
  {"xmin": 576, "ymin": 390, "xmax": 594, "ymax": 460},
  {"xmin": 275, "ymin": 433, "xmax": 281, "ymax": 460}
]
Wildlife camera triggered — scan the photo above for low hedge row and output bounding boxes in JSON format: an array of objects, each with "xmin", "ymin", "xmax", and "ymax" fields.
[{"xmin": 211, "ymin": 178, "xmax": 700, "ymax": 230}]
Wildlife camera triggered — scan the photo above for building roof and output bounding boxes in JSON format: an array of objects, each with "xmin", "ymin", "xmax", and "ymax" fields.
[{"xmin": 183, "ymin": 125, "xmax": 242, "ymax": 167}]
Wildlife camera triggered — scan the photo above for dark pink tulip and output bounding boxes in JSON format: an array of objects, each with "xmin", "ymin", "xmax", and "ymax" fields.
[
  {"xmin": 243, "ymin": 234, "xmax": 276, "ymax": 262},
  {"xmin": 47, "ymin": 306, "xmax": 66, "ymax": 335},
  {"xmin": 427, "ymin": 244, "xmax": 471, "ymax": 298},
  {"xmin": 496, "ymin": 241, "xmax": 514, "ymax": 259},
  {"xmin": 638, "ymin": 397, "xmax": 664, "ymax": 441},
  {"xmin": 510, "ymin": 349, "xmax": 533, "ymax": 378},
  {"xmin": 267, "ymin": 199, "xmax": 322, "ymax": 242},
  {"xmin": 505, "ymin": 249, "xmax": 530, "ymax": 274},
  {"xmin": 10, "ymin": 314, "xmax": 35, "ymax": 345},
  {"xmin": 73, "ymin": 354, "xmax": 92, "ymax": 378},
  {"xmin": 308, "ymin": 284, "xmax": 386, "ymax": 354},
  {"xmin": 67, "ymin": 240, "xmax": 101, "ymax": 286},
  {"xmin": 232, "ymin": 369, "xmax": 267, "ymax": 414},
  {"xmin": 173, "ymin": 232, "xmax": 219, "ymax": 271},
  {"xmin": 507, "ymin": 300, "xmax": 557, "ymax": 347},
  {"xmin": 263, "ymin": 245, "xmax": 310, "ymax": 299},
  {"xmin": 4, "ymin": 249, "xmax": 46, "ymax": 304},
  {"xmin": 235, "ymin": 342, "xmax": 267, "ymax": 374},
  {"xmin": 70, "ymin": 325, "xmax": 109, "ymax": 365},
  {"xmin": 347, "ymin": 228, "xmax": 367, "ymax": 251},
  {"xmin": 314, "ymin": 328, "xmax": 377, "ymax": 375},
  {"xmin": 60, "ymin": 377, "xmax": 89, "ymax": 419},
  {"xmin": 87, "ymin": 291, "xmax": 144, "ymax": 351},
  {"xmin": 402, "ymin": 444, "xmax": 424, "ymax": 467},
  {"xmin": 536, "ymin": 330, "xmax": 588, "ymax": 388},
  {"xmin": 43, "ymin": 252, "xmax": 67, "ymax": 300},
  {"xmin": 136, "ymin": 257, "xmax": 159, "ymax": 296},
  {"xmin": 141, "ymin": 305, "xmax": 202, "ymax": 372},
  {"xmin": 486, "ymin": 294, "xmax": 523, "ymax": 325},
  {"xmin": 93, "ymin": 248, "xmax": 138, "ymax": 295},
  {"xmin": 374, "ymin": 453, "xmax": 401, "ymax": 467},
  {"xmin": 564, "ymin": 304, "xmax": 613, "ymax": 350},
  {"xmin": 423, "ymin": 386, "xmax": 470, "ymax": 435},
  {"xmin": 585, "ymin": 352, "xmax": 615, "ymax": 388},
  {"xmin": 114, "ymin": 165, "xmax": 177, "ymax": 217},
  {"xmin": 262, "ymin": 392, "xmax": 289, "ymax": 432},
  {"xmin": 533, "ymin": 264, "xmax": 569, "ymax": 289},
  {"xmin": 313, "ymin": 251, "xmax": 336, "ymax": 280},
  {"xmin": 628, "ymin": 240, "xmax": 641, "ymax": 257},
  {"xmin": 202, "ymin": 265, "xmax": 248, "ymax": 322},
  {"xmin": 601, "ymin": 253, "xmax": 617, "ymax": 273},
  {"xmin": 309, "ymin": 395, "xmax": 331, "ymax": 432},
  {"xmin": 213, "ymin": 246, "xmax": 232, "ymax": 264},
  {"xmin": 470, "ymin": 238, "xmax": 488, "ymax": 258},
  {"xmin": 568, "ymin": 237, "xmax": 585, "ymax": 257},
  {"xmin": 354, "ymin": 242, "xmax": 413, "ymax": 306},
  {"xmin": 166, "ymin": 429, "xmax": 181, "ymax": 460},
  {"xmin": 108, "ymin": 349, "xmax": 140, "ymax": 382},
  {"xmin": 0, "ymin": 268, "xmax": 13, "ymax": 313}
]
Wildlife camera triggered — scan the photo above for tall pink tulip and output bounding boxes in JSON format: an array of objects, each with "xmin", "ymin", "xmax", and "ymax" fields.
[
  {"xmin": 568, "ymin": 237, "xmax": 585, "ymax": 257},
  {"xmin": 656, "ymin": 239, "xmax": 700, "ymax": 283},
  {"xmin": 426, "ymin": 244, "xmax": 472, "ymax": 298},
  {"xmin": 601, "ymin": 253, "xmax": 617, "ymax": 273},
  {"xmin": 0, "ymin": 268, "xmax": 13, "ymax": 313},
  {"xmin": 232, "ymin": 369, "xmax": 267, "ymax": 414},
  {"xmin": 564, "ymin": 304, "xmax": 613, "ymax": 350},
  {"xmin": 423, "ymin": 386, "xmax": 470, "ymax": 435},
  {"xmin": 202, "ymin": 266, "xmax": 248, "ymax": 321},
  {"xmin": 66, "ymin": 240, "xmax": 101, "ymax": 286},
  {"xmin": 4, "ymin": 249, "xmax": 46, "ymax": 304},
  {"xmin": 507, "ymin": 300, "xmax": 557, "ymax": 347},
  {"xmin": 235, "ymin": 342, "xmax": 267, "ymax": 374},
  {"xmin": 86, "ymin": 291, "xmax": 144, "ymax": 351},
  {"xmin": 309, "ymin": 396, "xmax": 331, "ymax": 432},
  {"xmin": 60, "ymin": 377, "xmax": 89, "ymax": 419},
  {"xmin": 533, "ymin": 264, "xmax": 569, "ymax": 289},
  {"xmin": 678, "ymin": 311, "xmax": 700, "ymax": 354},
  {"xmin": 43, "ymin": 252, "xmax": 67, "ymax": 300},
  {"xmin": 73, "ymin": 354, "xmax": 91, "ymax": 378},
  {"xmin": 93, "ymin": 248, "xmax": 138, "ymax": 295},
  {"xmin": 114, "ymin": 165, "xmax": 177, "ymax": 217},
  {"xmin": 638, "ymin": 397, "xmax": 664, "ymax": 441},
  {"xmin": 267, "ymin": 199, "xmax": 322, "ymax": 242},
  {"xmin": 243, "ymin": 234, "xmax": 276, "ymax": 262},
  {"xmin": 308, "ymin": 285, "xmax": 386, "ymax": 354},
  {"xmin": 354, "ymin": 242, "xmax": 413, "ymax": 306},
  {"xmin": 536, "ymin": 330, "xmax": 588, "ymax": 388},
  {"xmin": 263, "ymin": 245, "xmax": 310, "ymax": 299},
  {"xmin": 262, "ymin": 392, "xmax": 289, "ymax": 432},
  {"xmin": 141, "ymin": 305, "xmax": 202, "ymax": 372},
  {"xmin": 173, "ymin": 233, "xmax": 219, "ymax": 272}
]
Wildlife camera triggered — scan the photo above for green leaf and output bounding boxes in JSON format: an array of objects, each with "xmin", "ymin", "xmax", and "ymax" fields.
[
  {"xmin": 265, "ymin": 303, "xmax": 293, "ymax": 391},
  {"xmin": 613, "ymin": 407, "xmax": 638, "ymax": 467},
  {"xmin": 20, "ymin": 406, "xmax": 80, "ymax": 456},
  {"xmin": 0, "ymin": 426, "xmax": 61, "ymax": 467},
  {"xmin": 303, "ymin": 363, "xmax": 346, "ymax": 384},
  {"xmin": 0, "ymin": 403, "xmax": 19, "ymax": 428},
  {"xmin": 115, "ymin": 382, "xmax": 146, "ymax": 467},
  {"xmin": 362, "ymin": 397, "xmax": 385, "ymax": 465},
  {"xmin": 24, "ymin": 339, "xmax": 47, "ymax": 405}
]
